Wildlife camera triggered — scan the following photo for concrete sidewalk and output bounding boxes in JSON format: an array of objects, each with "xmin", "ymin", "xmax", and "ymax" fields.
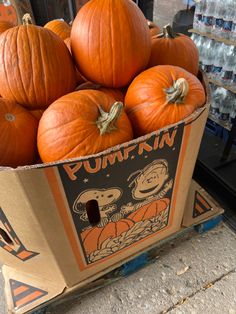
[{"xmin": 1, "ymin": 222, "xmax": 235, "ymax": 314}]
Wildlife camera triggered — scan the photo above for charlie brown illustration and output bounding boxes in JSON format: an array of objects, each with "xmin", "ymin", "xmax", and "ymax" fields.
[
  {"xmin": 73, "ymin": 187, "xmax": 123, "ymax": 227},
  {"xmin": 121, "ymin": 159, "xmax": 173, "ymax": 216}
]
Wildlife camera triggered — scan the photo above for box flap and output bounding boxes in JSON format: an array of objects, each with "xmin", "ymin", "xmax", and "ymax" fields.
[{"xmin": 2, "ymin": 265, "xmax": 65, "ymax": 314}]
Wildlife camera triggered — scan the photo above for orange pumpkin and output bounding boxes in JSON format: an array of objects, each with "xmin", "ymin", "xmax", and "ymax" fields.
[
  {"xmin": 44, "ymin": 19, "xmax": 71, "ymax": 40},
  {"xmin": 64, "ymin": 37, "xmax": 85, "ymax": 85},
  {"xmin": 0, "ymin": 3, "xmax": 18, "ymax": 25},
  {"xmin": 77, "ymin": 82, "xmax": 124, "ymax": 102},
  {"xmin": 148, "ymin": 24, "xmax": 199, "ymax": 76},
  {"xmin": 30, "ymin": 110, "xmax": 44, "ymax": 120},
  {"xmin": 0, "ymin": 14, "xmax": 77, "ymax": 109},
  {"xmin": 37, "ymin": 90, "xmax": 133, "ymax": 162},
  {"xmin": 71, "ymin": 0, "xmax": 151, "ymax": 88},
  {"xmin": 128, "ymin": 199, "xmax": 170, "ymax": 223},
  {"xmin": 0, "ymin": 21, "xmax": 14, "ymax": 34},
  {"xmin": 147, "ymin": 20, "xmax": 160, "ymax": 37},
  {"xmin": 125, "ymin": 65, "xmax": 206, "ymax": 137},
  {"xmin": 81, "ymin": 219, "xmax": 134, "ymax": 255},
  {"xmin": 0, "ymin": 98, "xmax": 38, "ymax": 167}
]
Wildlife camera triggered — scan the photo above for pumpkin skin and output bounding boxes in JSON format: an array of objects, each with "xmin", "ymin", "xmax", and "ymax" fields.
[
  {"xmin": 77, "ymin": 82, "xmax": 124, "ymax": 102},
  {"xmin": 0, "ymin": 3, "xmax": 18, "ymax": 25},
  {"xmin": 0, "ymin": 98, "xmax": 38, "ymax": 167},
  {"xmin": 44, "ymin": 19, "xmax": 71, "ymax": 40},
  {"xmin": 71, "ymin": 0, "xmax": 151, "ymax": 88},
  {"xmin": 64, "ymin": 37, "xmax": 85, "ymax": 85},
  {"xmin": 147, "ymin": 20, "xmax": 160, "ymax": 37},
  {"xmin": 0, "ymin": 21, "xmax": 14, "ymax": 34},
  {"xmin": 0, "ymin": 20, "xmax": 77, "ymax": 110},
  {"xmin": 81, "ymin": 219, "xmax": 134, "ymax": 255},
  {"xmin": 37, "ymin": 90, "xmax": 133, "ymax": 162},
  {"xmin": 128, "ymin": 198, "xmax": 170, "ymax": 223},
  {"xmin": 125, "ymin": 65, "xmax": 206, "ymax": 136},
  {"xmin": 30, "ymin": 110, "xmax": 44, "ymax": 120},
  {"xmin": 148, "ymin": 25, "xmax": 199, "ymax": 76}
]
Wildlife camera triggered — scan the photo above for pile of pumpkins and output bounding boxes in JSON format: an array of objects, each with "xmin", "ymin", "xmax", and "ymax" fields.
[{"xmin": 0, "ymin": 0, "xmax": 206, "ymax": 168}]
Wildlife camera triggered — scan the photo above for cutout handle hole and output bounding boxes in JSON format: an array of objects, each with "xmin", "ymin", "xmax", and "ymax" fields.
[
  {"xmin": 0, "ymin": 228, "xmax": 14, "ymax": 245},
  {"xmin": 86, "ymin": 200, "xmax": 101, "ymax": 226}
]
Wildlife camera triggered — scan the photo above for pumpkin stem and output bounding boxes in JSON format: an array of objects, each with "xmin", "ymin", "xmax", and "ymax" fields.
[
  {"xmin": 147, "ymin": 20, "xmax": 155, "ymax": 29},
  {"xmin": 96, "ymin": 102, "xmax": 123, "ymax": 135},
  {"xmin": 22, "ymin": 13, "xmax": 33, "ymax": 25},
  {"xmin": 154, "ymin": 24, "xmax": 179, "ymax": 39},
  {"xmin": 165, "ymin": 78, "xmax": 189, "ymax": 104}
]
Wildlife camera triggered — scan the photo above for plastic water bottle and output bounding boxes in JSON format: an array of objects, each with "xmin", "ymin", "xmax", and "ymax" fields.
[
  {"xmin": 193, "ymin": 0, "xmax": 206, "ymax": 31},
  {"xmin": 221, "ymin": 45, "xmax": 236, "ymax": 85},
  {"xmin": 195, "ymin": 35, "xmax": 205, "ymax": 69},
  {"xmin": 210, "ymin": 87, "xmax": 226, "ymax": 119},
  {"xmin": 201, "ymin": 38, "xmax": 215, "ymax": 76},
  {"xmin": 232, "ymin": 64, "xmax": 236, "ymax": 87},
  {"xmin": 211, "ymin": 42, "xmax": 225, "ymax": 83},
  {"xmin": 212, "ymin": 1, "xmax": 226, "ymax": 36},
  {"xmin": 219, "ymin": 90, "xmax": 232, "ymax": 123},
  {"xmin": 191, "ymin": 33, "xmax": 198, "ymax": 44},
  {"xmin": 229, "ymin": 98, "xmax": 236, "ymax": 125},
  {"xmin": 231, "ymin": 13, "xmax": 236, "ymax": 41},
  {"xmin": 202, "ymin": 0, "xmax": 215, "ymax": 33},
  {"xmin": 221, "ymin": 0, "xmax": 234, "ymax": 39}
]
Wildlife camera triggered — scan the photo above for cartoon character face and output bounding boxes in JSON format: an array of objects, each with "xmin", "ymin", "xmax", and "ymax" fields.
[
  {"xmin": 130, "ymin": 160, "xmax": 169, "ymax": 200},
  {"xmin": 73, "ymin": 188, "xmax": 122, "ymax": 214}
]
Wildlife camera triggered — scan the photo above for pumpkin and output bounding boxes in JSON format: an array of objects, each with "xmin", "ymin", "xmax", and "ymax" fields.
[
  {"xmin": 0, "ymin": 21, "xmax": 14, "ymax": 34},
  {"xmin": 37, "ymin": 90, "xmax": 133, "ymax": 162},
  {"xmin": 147, "ymin": 20, "xmax": 160, "ymax": 37},
  {"xmin": 77, "ymin": 82, "xmax": 124, "ymax": 102},
  {"xmin": 81, "ymin": 219, "xmax": 134, "ymax": 255},
  {"xmin": 0, "ymin": 3, "xmax": 18, "ymax": 25},
  {"xmin": 125, "ymin": 65, "xmax": 206, "ymax": 136},
  {"xmin": 128, "ymin": 198, "xmax": 170, "ymax": 223},
  {"xmin": 30, "ymin": 110, "xmax": 44, "ymax": 120},
  {"xmin": 0, "ymin": 98, "xmax": 38, "ymax": 167},
  {"xmin": 148, "ymin": 24, "xmax": 199, "ymax": 76},
  {"xmin": 71, "ymin": 0, "xmax": 151, "ymax": 88},
  {"xmin": 44, "ymin": 19, "xmax": 71, "ymax": 40},
  {"xmin": 64, "ymin": 37, "xmax": 85, "ymax": 85},
  {"xmin": 0, "ymin": 14, "xmax": 77, "ymax": 109}
]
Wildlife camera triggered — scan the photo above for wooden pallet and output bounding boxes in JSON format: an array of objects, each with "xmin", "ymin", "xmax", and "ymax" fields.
[{"xmin": 26, "ymin": 213, "xmax": 223, "ymax": 314}]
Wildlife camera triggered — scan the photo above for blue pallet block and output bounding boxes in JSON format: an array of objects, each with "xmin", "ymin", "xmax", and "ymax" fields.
[
  {"xmin": 121, "ymin": 253, "xmax": 150, "ymax": 276},
  {"xmin": 194, "ymin": 215, "xmax": 223, "ymax": 234}
]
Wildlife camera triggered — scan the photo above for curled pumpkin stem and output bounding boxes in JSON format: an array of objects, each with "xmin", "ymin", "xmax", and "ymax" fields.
[
  {"xmin": 96, "ymin": 102, "xmax": 123, "ymax": 135},
  {"xmin": 165, "ymin": 78, "xmax": 189, "ymax": 104},
  {"xmin": 155, "ymin": 23, "xmax": 179, "ymax": 39},
  {"xmin": 22, "ymin": 13, "xmax": 33, "ymax": 25}
]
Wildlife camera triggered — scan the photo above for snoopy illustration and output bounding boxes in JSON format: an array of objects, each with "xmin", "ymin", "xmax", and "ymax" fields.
[{"xmin": 73, "ymin": 187, "xmax": 123, "ymax": 227}]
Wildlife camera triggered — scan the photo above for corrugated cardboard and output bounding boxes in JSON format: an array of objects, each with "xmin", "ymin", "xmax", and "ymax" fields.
[
  {"xmin": 2, "ymin": 179, "xmax": 224, "ymax": 314},
  {"xmin": 182, "ymin": 180, "xmax": 224, "ymax": 227},
  {"xmin": 0, "ymin": 74, "xmax": 210, "ymax": 290}
]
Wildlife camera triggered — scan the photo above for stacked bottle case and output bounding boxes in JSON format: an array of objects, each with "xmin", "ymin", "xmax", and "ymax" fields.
[
  {"xmin": 191, "ymin": 0, "xmax": 236, "ymax": 133},
  {"xmin": 191, "ymin": 0, "xmax": 236, "ymax": 206}
]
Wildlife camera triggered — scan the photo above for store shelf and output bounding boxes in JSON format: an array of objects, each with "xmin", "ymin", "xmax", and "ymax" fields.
[
  {"xmin": 208, "ymin": 78, "xmax": 236, "ymax": 94},
  {"xmin": 189, "ymin": 29, "xmax": 236, "ymax": 46},
  {"xmin": 208, "ymin": 113, "xmax": 232, "ymax": 131}
]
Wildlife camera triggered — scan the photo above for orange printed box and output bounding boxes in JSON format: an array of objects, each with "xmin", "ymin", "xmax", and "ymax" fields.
[{"xmin": 0, "ymin": 96, "xmax": 210, "ymax": 289}]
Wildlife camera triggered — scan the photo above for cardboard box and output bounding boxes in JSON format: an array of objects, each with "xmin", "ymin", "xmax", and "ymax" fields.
[
  {"xmin": 0, "ymin": 72, "xmax": 209, "ymax": 292},
  {"xmin": 1, "ymin": 179, "xmax": 224, "ymax": 314},
  {"xmin": 0, "ymin": 0, "xmax": 35, "ymax": 25},
  {"xmin": 182, "ymin": 180, "xmax": 224, "ymax": 227}
]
